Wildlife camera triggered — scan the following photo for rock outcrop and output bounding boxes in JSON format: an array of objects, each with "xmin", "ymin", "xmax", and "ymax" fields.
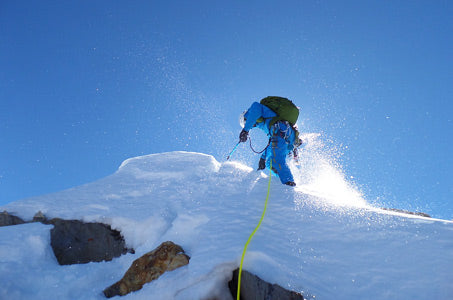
[
  {"xmin": 0, "ymin": 211, "xmax": 132, "ymax": 265},
  {"xmin": 49, "ymin": 218, "xmax": 131, "ymax": 265},
  {"xmin": 0, "ymin": 211, "xmax": 25, "ymax": 226},
  {"xmin": 0, "ymin": 210, "xmax": 306, "ymax": 299},
  {"xmin": 103, "ymin": 241, "xmax": 190, "ymax": 298},
  {"xmin": 229, "ymin": 269, "xmax": 304, "ymax": 300},
  {"xmin": 32, "ymin": 211, "xmax": 48, "ymax": 223},
  {"xmin": 382, "ymin": 208, "xmax": 431, "ymax": 218}
]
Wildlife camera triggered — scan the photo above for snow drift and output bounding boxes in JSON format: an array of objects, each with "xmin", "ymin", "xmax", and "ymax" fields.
[{"xmin": 1, "ymin": 151, "xmax": 452, "ymax": 299}]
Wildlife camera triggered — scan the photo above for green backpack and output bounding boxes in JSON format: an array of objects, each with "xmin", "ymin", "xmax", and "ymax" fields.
[
  {"xmin": 260, "ymin": 96, "xmax": 299, "ymax": 127},
  {"xmin": 259, "ymin": 96, "xmax": 302, "ymax": 147}
]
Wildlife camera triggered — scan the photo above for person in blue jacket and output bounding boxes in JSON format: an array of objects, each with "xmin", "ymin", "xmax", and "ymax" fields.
[{"xmin": 239, "ymin": 102, "xmax": 298, "ymax": 186}]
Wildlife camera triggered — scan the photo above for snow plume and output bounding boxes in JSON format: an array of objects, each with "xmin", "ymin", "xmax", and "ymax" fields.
[
  {"xmin": 291, "ymin": 133, "xmax": 368, "ymax": 208},
  {"xmin": 238, "ymin": 129, "xmax": 367, "ymax": 208}
]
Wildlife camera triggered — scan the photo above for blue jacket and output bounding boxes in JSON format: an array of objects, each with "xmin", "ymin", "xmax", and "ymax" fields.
[
  {"xmin": 243, "ymin": 102, "xmax": 297, "ymax": 184},
  {"xmin": 244, "ymin": 102, "xmax": 276, "ymax": 134},
  {"xmin": 243, "ymin": 102, "xmax": 296, "ymax": 148}
]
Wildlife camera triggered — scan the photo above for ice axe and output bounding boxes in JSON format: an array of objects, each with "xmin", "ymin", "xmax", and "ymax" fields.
[{"xmin": 226, "ymin": 141, "xmax": 240, "ymax": 160}]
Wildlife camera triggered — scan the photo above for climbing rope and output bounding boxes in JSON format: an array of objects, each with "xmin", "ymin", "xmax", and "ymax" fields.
[
  {"xmin": 249, "ymin": 136, "xmax": 270, "ymax": 154},
  {"xmin": 237, "ymin": 159, "xmax": 272, "ymax": 300}
]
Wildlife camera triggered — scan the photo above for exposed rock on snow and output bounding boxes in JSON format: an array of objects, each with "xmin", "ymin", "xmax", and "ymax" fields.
[
  {"xmin": 229, "ymin": 269, "xmax": 304, "ymax": 300},
  {"xmin": 32, "ymin": 211, "xmax": 47, "ymax": 223},
  {"xmin": 49, "ymin": 218, "xmax": 131, "ymax": 265},
  {"xmin": 0, "ymin": 211, "xmax": 25, "ymax": 226},
  {"xmin": 103, "ymin": 241, "xmax": 190, "ymax": 298},
  {"xmin": 0, "ymin": 211, "xmax": 132, "ymax": 266},
  {"xmin": 381, "ymin": 208, "xmax": 431, "ymax": 218}
]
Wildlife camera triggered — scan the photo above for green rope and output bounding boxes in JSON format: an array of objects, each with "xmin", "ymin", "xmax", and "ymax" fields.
[{"xmin": 237, "ymin": 160, "xmax": 272, "ymax": 300}]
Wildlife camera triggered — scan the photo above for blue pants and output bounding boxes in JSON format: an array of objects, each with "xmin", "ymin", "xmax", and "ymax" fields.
[{"xmin": 261, "ymin": 133, "xmax": 294, "ymax": 184}]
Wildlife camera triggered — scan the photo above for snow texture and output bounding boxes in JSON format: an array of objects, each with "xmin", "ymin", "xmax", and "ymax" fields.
[{"xmin": 1, "ymin": 150, "xmax": 452, "ymax": 300}]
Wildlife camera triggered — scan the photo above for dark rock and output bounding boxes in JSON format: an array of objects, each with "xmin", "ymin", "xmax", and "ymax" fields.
[
  {"xmin": 103, "ymin": 241, "xmax": 190, "ymax": 298},
  {"xmin": 382, "ymin": 208, "xmax": 431, "ymax": 218},
  {"xmin": 49, "ymin": 218, "xmax": 132, "ymax": 265},
  {"xmin": 32, "ymin": 211, "xmax": 48, "ymax": 223},
  {"xmin": 0, "ymin": 211, "xmax": 26, "ymax": 227},
  {"xmin": 229, "ymin": 269, "xmax": 304, "ymax": 300}
]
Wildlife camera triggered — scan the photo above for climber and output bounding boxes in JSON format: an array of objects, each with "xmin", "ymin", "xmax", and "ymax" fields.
[{"xmin": 238, "ymin": 96, "xmax": 302, "ymax": 187}]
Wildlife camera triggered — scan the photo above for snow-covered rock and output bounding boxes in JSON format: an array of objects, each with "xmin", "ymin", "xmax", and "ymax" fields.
[
  {"xmin": 229, "ymin": 269, "xmax": 304, "ymax": 299},
  {"xmin": 49, "ymin": 218, "xmax": 131, "ymax": 265},
  {"xmin": 0, "ymin": 211, "xmax": 25, "ymax": 226}
]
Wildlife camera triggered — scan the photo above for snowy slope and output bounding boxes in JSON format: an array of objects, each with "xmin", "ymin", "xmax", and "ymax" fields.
[{"xmin": 1, "ymin": 151, "xmax": 452, "ymax": 300}]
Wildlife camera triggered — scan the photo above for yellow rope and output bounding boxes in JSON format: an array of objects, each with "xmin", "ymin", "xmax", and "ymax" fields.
[{"xmin": 237, "ymin": 159, "xmax": 272, "ymax": 300}]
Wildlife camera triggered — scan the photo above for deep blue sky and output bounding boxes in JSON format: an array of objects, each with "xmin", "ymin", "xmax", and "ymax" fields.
[{"xmin": 1, "ymin": 1, "xmax": 452, "ymax": 219}]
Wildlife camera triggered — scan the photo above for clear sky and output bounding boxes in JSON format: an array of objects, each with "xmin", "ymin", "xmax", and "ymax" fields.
[{"xmin": 1, "ymin": 0, "xmax": 452, "ymax": 219}]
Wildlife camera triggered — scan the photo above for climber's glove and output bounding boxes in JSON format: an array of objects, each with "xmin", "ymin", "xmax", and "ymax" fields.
[{"xmin": 239, "ymin": 129, "xmax": 249, "ymax": 143}]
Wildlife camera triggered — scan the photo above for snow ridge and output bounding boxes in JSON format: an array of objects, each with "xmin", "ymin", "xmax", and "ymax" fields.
[{"xmin": 1, "ymin": 151, "xmax": 452, "ymax": 299}]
